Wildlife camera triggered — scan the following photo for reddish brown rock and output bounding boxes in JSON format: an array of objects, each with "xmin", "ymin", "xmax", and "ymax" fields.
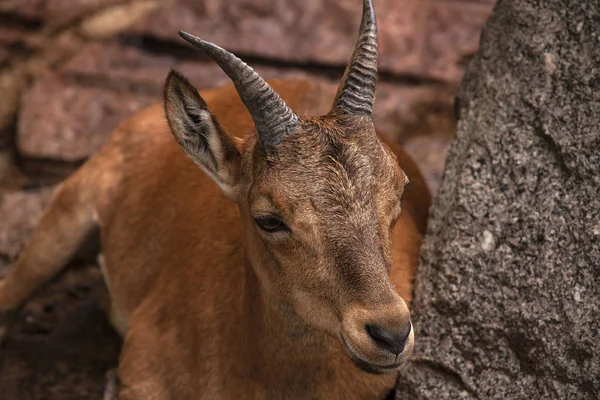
[
  {"xmin": 77, "ymin": 1, "xmax": 159, "ymax": 40},
  {"xmin": 45, "ymin": 0, "xmax": 121, "ymax": 26},
  {"xmin": 0, "ymin": 25, "xmax": 31, "ymax": 67},
  {"xmin": 60, "ymin": 42, "xmax": 313, "ymax": 93},
  {"xmin": 16, "ymin": 42, "xmax": 319, "ymax": 161},
  {"xmin": 17, "ymin": 74, "xmax": 157, "ymax": 162},
  {"xmin": 2, "ymin": 0, "xmax": 495, "ymax": 82},
  {"xmin": 423, "ymin": 0, "xmax": 495, "ymax": 82},
  {"xmin": 374, "ymin": 82, "xmax": 455, "ymax": 141},
  {"xmin": 130, "ymin": 0, "xmax": 422, "ymax": 73},
  {"xmin": 9, "ymin": 0, "xmax": 485, "ymax": 163},
  {"xmin": 0, "ymin": 0, "xmax": 46, "ymax": 21},
  {"xmin": 0, "ymin": 188, "xmax": 54, "ymax": 265},
  {"xmin": 60, "ymin": 42, "xmax": 180, "ymax": 89},
  {"xmin": 17, "ymin": 41, "xmax": 454, "ymax": 161},
  {"xmin": 0, "ymin": 0, "xmax": 124, "ymax": 27},
  {"xmin": 129, "ymin": 0, "xmax": 494, "ymax": 81},
  {"xmin": 403, "ymin": 134, "xmax": 452, "ymax": 195}
]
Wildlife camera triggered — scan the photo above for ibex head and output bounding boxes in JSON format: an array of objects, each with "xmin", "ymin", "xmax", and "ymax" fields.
[{"xmin": 164, "ymin": 0, "xmax": 413, "ymax": 374}]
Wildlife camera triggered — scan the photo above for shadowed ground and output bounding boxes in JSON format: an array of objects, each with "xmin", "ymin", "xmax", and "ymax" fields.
[{"xmin": 0, "ymin": 263, "xmax": 121, "ymax": 399}]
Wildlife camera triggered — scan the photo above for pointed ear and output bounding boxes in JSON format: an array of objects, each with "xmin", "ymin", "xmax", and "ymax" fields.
[{"xmin": 164, "ymin": 70, "xmax": 242, "ymax": 197}]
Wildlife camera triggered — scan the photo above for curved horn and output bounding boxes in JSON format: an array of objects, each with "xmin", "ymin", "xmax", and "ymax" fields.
[
  {"xmin": 333, "ymin": 0, "xmax": 378, "ymax": 116},
  {"xmin": 179, "ymin": 31, "xmax": 298, "ymax": 148}
]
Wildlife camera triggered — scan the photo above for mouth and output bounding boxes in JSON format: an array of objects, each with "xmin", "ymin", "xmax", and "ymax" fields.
[{"xmin": 340, "ymin": 333, "xmax": 404, "ymax": 375}]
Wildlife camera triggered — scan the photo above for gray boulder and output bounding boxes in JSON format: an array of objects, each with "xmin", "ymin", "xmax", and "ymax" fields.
[{"xmin": 396, "ymin": 0, "xmax": 600, "ymax": 398}]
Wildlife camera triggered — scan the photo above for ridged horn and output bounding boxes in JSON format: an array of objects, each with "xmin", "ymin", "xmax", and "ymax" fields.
[
  {"xmin": 333, "ymin": 0, "xmax": 378, "ymax": 116},
  {"xmin": 179, "ymin": 31, "xmax": 299, "ymax": 148}
]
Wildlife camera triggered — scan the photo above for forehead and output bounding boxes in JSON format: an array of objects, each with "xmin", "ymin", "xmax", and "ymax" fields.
[{"xmin": 250, "ymin": 114, "xmax": 403, "ymax": 212}]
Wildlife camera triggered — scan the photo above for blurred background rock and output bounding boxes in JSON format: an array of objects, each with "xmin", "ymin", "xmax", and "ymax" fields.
[{"xmin": 0, "ymin": 0, "xmax": 495, "ymax": 398}]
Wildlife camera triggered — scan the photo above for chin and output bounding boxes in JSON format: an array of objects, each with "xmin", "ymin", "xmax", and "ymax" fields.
[
  {"xmin": 348, "ymin": 353, "xmax": 404, "ymax": 375},
  {"xmin": 340, "ymin": 334, "xmax": 407, "ymax": 375}
]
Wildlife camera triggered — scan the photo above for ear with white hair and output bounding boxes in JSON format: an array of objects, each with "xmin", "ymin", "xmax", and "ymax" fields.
[{"xmin": 164, "ymin": 70, "xmax": 241, "ymax": 198}]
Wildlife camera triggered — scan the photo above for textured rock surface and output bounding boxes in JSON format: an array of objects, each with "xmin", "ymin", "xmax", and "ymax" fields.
[
  {"xmin": 0, "ymin": 0, "xmax": 124, "ymax": 26},
  {"xmin": 130, "ymin": 0, "xmax": 494, "ymax": 82},
  {"xmin": 396, "ymin": 0, "xmax": 600, "ymax": 398},
  {"xmin": 18, "ymin": 75, "xmax": 157, "ymax": 162},
  {"xmin": 16, "ymin": 42, "xmax": 455, "ymax": 162},
  {"xmin": 3, "ymin": 0, "xmax": 490, "ymax": 172},
  {"xmin": 0, "ymin": 188, "xmax": 54, "ymax": 265},
  {"xmin": 403, "ymin": 134, "xmax": 452, "ymax": 195}
]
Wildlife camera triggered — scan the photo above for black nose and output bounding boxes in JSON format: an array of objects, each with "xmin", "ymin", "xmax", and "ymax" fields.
[{"xmin": 366, "ymin": 323, "xmax": 411, "ymax": 355}]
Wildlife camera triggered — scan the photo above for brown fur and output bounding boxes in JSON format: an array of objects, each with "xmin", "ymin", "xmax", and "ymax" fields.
[{"xmin": 0, "ymin": 77, "xmax": 431, "ymax": 399}]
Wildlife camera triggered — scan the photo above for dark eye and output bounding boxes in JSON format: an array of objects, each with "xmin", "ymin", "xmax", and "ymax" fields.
[{"xmin": 254, "ymin": 216, "xmax": 289, "ymax": 233}]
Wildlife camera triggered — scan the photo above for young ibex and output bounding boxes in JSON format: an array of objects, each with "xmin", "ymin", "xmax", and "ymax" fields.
[{"xmin": 0, "ymin": 0, "xmax": 431, "ymax": 398}]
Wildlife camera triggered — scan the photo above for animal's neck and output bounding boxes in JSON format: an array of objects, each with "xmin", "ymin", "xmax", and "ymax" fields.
[{"xmin": 238, "ymin": 261, "xmax": 336, "ymax": 389}]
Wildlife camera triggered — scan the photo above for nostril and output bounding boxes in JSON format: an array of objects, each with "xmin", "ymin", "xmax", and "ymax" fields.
[{"xmin": 366, "ymin": 323, "xmax": 411, "ymax": 355}]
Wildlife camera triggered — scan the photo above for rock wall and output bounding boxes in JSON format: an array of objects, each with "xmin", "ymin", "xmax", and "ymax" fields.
[
  {"xmin": 0, "ymin": 0, "xmax": 495, "ymax": 191},
  {"xmin": 396, "ymin": 0, "xmax": 600, "ymax": 398}
]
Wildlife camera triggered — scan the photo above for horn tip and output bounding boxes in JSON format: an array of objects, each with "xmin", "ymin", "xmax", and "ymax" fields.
[
  {"xmin": 178, "ymin": 31, "xmax": 198, "ymax": 43},
  {"xmin": 179, "ymin": 31, "xmax": 219, "ymax": 55},
  {"xmin": 179, "ymin": 30, "xmax": 202, "ymax": 46}
]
